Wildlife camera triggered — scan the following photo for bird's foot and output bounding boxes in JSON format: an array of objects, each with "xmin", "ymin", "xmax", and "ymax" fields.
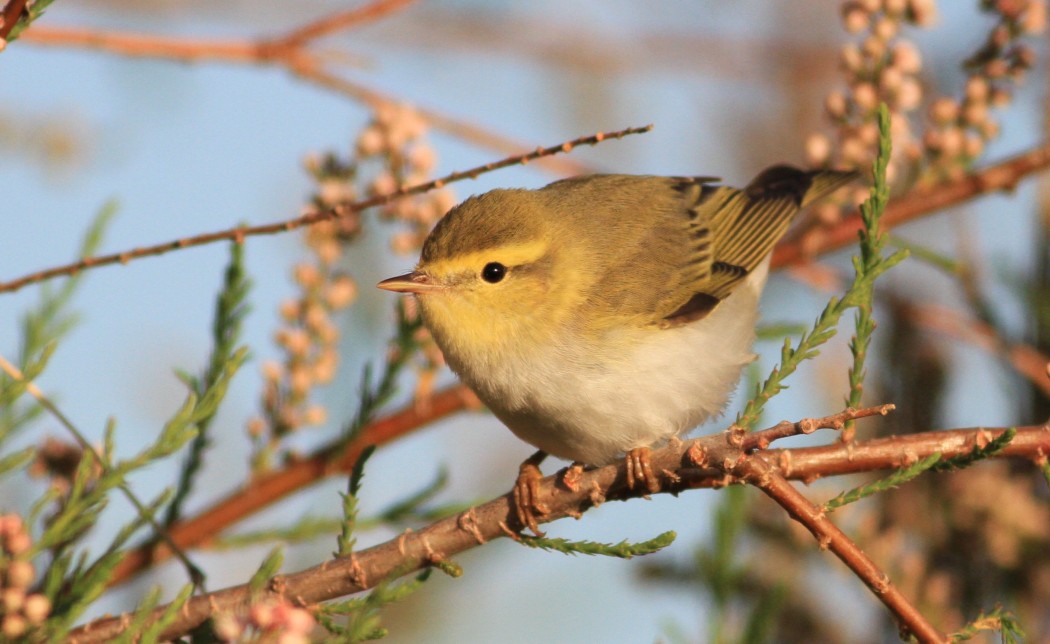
[
  {"xmin": 513, "ymin": 451, "xmax": 549, "ymax": 536},
  {"xmin": 625, "ymin": 447, "xmax": 660, "ymax": 494},
  {"xmin": 558, "ymin": 462, "xmax": 586, "ymax": 492}
]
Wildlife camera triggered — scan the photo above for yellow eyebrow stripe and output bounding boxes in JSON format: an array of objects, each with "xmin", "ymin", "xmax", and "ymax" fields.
[{"xmin": 424, "ymin": 239, "xmax": 548, "ymax": 273}]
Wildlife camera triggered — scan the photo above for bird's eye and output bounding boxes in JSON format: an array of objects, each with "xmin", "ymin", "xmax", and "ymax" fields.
[{"xmin": 481, "ymin": 262, "xmax": 507, "ymax": 283}]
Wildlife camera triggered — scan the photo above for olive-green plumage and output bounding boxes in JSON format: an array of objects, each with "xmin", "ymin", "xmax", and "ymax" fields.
[{"xmin": 421, "ymin": 166, "xmax": 856, "ymax": 330}]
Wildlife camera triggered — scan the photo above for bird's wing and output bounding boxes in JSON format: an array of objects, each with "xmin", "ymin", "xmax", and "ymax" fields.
[{"xmin": 658, "ymin": 166, "xmax": 858, "ymax": 328}]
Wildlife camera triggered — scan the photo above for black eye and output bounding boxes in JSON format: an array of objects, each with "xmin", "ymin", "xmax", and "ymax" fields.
[{"xmin": 481, "ymin": 262, "xmax": 507, "ymax": 283}]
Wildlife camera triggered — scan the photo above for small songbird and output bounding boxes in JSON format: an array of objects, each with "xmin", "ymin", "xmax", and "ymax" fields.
[{"xmin": 378, "ymin": 165, "xmax": 856, "ymax": 533}]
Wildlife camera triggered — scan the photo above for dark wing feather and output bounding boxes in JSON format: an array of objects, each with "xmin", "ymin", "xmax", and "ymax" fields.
[{"xmin": 660, "ymin": 166, "xmax": 857, "ymax": 328}]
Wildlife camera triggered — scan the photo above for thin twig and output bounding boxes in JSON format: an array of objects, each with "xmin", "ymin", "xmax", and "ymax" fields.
[
  {"xmin": 1, "ymin": 135, "xmax": 1045, "ymax": 299},
  {"xmin": 733, "ymin": 456, "xmax": 945, "ymax": 642},
  {"xmin": 266, "ymin": 0, "xmax": 418, "ymax": 49},
  {"xmin": 70, "ymin": 416, "xmax": 1050, "ymax": 643},
  {"xmin": 743, "ymin": 404, "xmax": 895, "ymax": 450},
  {"xmin": 0, "ymin": 125, "xmax": 649, "ymax": 295}
]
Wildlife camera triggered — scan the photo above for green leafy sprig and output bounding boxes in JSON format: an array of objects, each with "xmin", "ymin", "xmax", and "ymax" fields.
[
  {"xmin": 736, "ymin": 104, "xmax": 908, "ymax": 431},
  {"xmin": 517, "ymin": 530, "xmax": 676, "ymax": 559}
]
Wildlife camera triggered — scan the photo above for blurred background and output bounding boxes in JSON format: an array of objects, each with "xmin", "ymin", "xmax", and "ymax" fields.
[{"xmin": 1, "ymin": 1, "xmax": 1048, "ymax": 641}]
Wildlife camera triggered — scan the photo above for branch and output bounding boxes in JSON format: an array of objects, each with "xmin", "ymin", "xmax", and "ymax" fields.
[
  {"xmin": 0, "ymin": 0, "xmax": 27, "ymax": 40},
  {"xmin": 0, "ymin": 125, "xmax": 649, "ymax": 295},
  {"xmin": 71, "ymin": 410, "xmax": 1050, "ymax": 642},
  {"xmin": 18, "ymin": 0, "xmax": 412, "ymax": 57},
  {"xmin": 265, "ymin": 0, "xmax": 418, "ymax": 49},
  {"xmin": 734, "ymin": 457, "xmax": 944, "ymax": 642},
  {"xmin": 771, "ymin": 140, "xmax": 1050, "ymax": 269}
]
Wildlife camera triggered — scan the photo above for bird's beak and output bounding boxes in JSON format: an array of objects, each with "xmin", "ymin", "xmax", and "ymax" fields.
[{"xmin": 376, "ymin": 271, "xmax": 443, "ymax": 294}]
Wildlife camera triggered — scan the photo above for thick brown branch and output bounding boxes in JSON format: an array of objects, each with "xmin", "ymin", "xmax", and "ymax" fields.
[
  {"xmin": 72, "ymin": 416, "xmax": 1049, "ymax": 643},
  {"xmin": 0, "ymin": 125, "xmax": 647, "ymax": 295},
  {"xmin": 766, "ymin": 425, "xmax": 1050, "ymax": 480}
]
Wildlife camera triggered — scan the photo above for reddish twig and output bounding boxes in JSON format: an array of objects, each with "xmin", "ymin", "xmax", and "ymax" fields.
[
  {"xmin": 0, "ymin": 0, "xmax": 27, "ymax": 40},
  {"xmin": 266, "ymin": 0, "xmax": 418, "ymax": 49},
  {"xmin": 0, "ymin": 125, "xmax": 649, "ymax": 295},
  {"xmin": 71, "ymin": 413, "xmax": 1050, "ymax": 643},
  {"xmin": 734, "ymin": 457, "xmax": 946, "ymax": 642},
  {"xmin": 743, "ymin": 404, "xmax": 896, "ymax": 450},
  {"xmin": 766, "ymin": 425, "xmax": 1050, "ymax": 480}
]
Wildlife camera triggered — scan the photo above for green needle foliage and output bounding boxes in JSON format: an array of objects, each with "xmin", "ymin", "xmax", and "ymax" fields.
[
  {"xmin": 249, "ymin": 546, "xmax": 285, "ymax": 595},
  {"xmin": 317, "ymin": 569, "xmax": 433, "ymax": 641},
  {"xmin": 949, "ymin": 605, "xmax": 1024, "ymax": 643},
  {"xmin": 166, "ymin": 241, "xmax": 252, "ymax": 527},
  {"xmin": 341, "ymin": 299, "xmax": 425, "ymax": 447},
  {"xmin": 755, "ymin": 322, "xmax": 809, "ymax": 341},
  {"xmin": 429, "ymin": 557, "xmax": 464, "ymax": 578},
  {"xmin": 15, "ymin": 338, "xmax": 247, "ymax": 635},
  {"xmin": 736, "ymin": 104, "xmax": 907, "ymax": 431},
  {"xmin": 931, "ymin": 427, "xmax": 1016, "ymax": 472},
  {"xmin": 0, "ymin": 445, "xmax": 34, "ymax": 478},
  {"xmin": 2, "ymin": 202, "xmax": 115, "ymax": 443},
  {"xmin": 822, "ymin": 452, "xmax": 942, "ymax": 513},
  {"xmin": 136, "ymin": 584, "xmax": 194, "ymax": 643},
  {"xmin": 517, "ymin": 530, "xmax": 676, "ymax": 559},
  {"xmin": 108, "ymin": 584, "xmax": 192, "ymax": 644},
  {"xmin": 887, "ymin": 233, "xmax": 965, "ymax": 276},
  {"xmin": 337, "ymin": 444, "xmax": 376, "ymax": 557}
]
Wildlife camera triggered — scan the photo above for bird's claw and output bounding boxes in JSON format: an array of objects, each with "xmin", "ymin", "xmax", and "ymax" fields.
[
  {"xmin": 514, "ymin": 459, "xmax": 548, "ymax": 536},
  {"xmin": 625, "ymin": 447, "xmax": 660, "ymax": 494}
]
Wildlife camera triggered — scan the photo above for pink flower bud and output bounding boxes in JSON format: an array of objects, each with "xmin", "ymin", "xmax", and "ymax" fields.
[
  {"xmin": 929, "ymin": 97, "xmax": 959, "ymax": 123},
  {"xmin": 852, "ymin": 82, "xmax": 879, "ymax": 111},
  {"xmin": 805, "ymin": 134, "xmax": 831, "ymax": 166}
]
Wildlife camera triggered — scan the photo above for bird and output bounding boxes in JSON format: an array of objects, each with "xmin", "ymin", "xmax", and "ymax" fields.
[{"xmin": 378, "ymin": 165, "xmax": 857, "ymax": 534}]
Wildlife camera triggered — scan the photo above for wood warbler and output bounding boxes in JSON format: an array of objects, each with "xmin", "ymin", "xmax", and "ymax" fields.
[{"xmin": 378, "ymin": 165, "xmax": 857, "ymax": 533}]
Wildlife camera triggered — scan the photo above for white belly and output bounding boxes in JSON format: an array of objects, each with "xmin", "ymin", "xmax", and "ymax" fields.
[{"xmin": 458, "ymin": 265, "xmax": 767, "ymax": 465}]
